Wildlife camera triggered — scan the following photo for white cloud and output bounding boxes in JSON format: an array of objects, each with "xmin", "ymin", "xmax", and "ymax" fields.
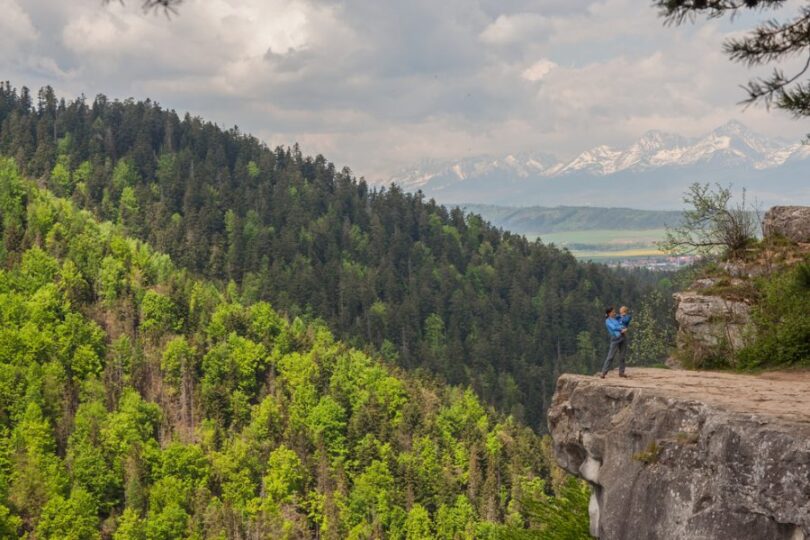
[
  {"xmin": 522, "ymin": 59, "xmax": 556, "ymax": 82},
  {"xmin": 479, "ymin": 13, "xmax": 547, "ymax": 45},
  {"xmin": 0, "ymin": 0, "xmax": 807, "ymax": 182},
  {"xmin": 0, "ymin": 0, "xmax": 38, "ymax": 52}
]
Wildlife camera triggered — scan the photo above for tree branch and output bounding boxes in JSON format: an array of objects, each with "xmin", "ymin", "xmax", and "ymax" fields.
[
  {"xmin": 654, "ymin": 0, "xmax": 788, "ymax": 25},
  {"xmin": 654, "ymin": 0, "xmax": 810, "ymax": 116},
  {"xmin": 103, "ymin": 0, "xmax": 182, "ymax": 15}
]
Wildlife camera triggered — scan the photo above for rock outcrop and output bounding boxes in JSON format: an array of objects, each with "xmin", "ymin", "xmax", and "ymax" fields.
[
  {"xmin": 672, "ymin": 205, "xmax": 810, "ymax": 365},
  {"xmin": 673, "ymin": 289, "xmax": 751, "ymax": 354},
  {"xmin": 763, "ymin": 206, "xmax": 810, "ymax": 243},
  {"xmin": 548, "ymin": 369, "xmax": 810, "ymax": 539}
]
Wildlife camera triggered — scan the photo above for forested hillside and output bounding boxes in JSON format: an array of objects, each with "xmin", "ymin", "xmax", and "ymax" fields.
[
  {"xmin": 0, "ymin": 158, "xmax": 592, "ymax": 538},
  {"xmin": 0, "ymin": 84, "xmax": 669, "ymax": 429}
]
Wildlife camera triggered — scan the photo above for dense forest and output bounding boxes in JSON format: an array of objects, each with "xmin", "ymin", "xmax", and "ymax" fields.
[
  {"xmin": 0, "ymin": 158, "xmax": 594, "ymax": 538},
  {"xmin": 0, "ymin": 84, "xmax": 673, "ymax": 429}
]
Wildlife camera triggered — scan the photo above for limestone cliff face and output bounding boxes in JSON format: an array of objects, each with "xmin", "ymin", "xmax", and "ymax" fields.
[{"xmin": 548, "ymin": 369, "xmax": 810, "ymax": 540}]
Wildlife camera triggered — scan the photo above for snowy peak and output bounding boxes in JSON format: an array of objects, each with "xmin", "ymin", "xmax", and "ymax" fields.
[
  {"xmin": 559, "ymin": 145, "xmax": 622, "ymax": 175},
  {"xmin": 635, "ymin": 129, "xmax": 689, "ymax": 151},
  {"xmin": 390, "ymin": 152, "xmax": 558, "ymax": 191},
  {"xmin": 555, "ymin": 121, "xmax": 804, "ymax": 176},
  {"xmin": 388, "ymin": 121, "xmax": 808, "ymax": 199}
]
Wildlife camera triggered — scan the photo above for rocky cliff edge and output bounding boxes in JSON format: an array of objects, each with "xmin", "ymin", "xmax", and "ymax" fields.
[{"xmin": 548, "ymin": 368, "xmax": 810, "ymax": 539}]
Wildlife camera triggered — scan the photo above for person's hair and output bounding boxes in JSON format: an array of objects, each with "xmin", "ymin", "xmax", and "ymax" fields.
[{"xmin": 605, "ymin": 306, "xmax": 614, "ymax": 319}]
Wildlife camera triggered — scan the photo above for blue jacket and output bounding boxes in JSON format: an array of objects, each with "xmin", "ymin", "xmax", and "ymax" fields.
[
  {"xmin": 605, "ymin": 316, "xmax": 624, "ymax": 338},
  {"xmin": 619, "ymin": 314, "xmax": 632, "ymax": 328}
]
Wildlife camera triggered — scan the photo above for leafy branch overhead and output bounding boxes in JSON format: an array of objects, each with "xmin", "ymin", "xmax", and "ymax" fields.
[{"xmin": 655, "ymin": 0, "xmax": 810, "ymax": 116}]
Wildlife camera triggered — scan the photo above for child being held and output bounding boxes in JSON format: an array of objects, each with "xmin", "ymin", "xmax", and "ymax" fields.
[{"xmin": 619, "ymin": 306, "xmax": 632, "ymax": 330}]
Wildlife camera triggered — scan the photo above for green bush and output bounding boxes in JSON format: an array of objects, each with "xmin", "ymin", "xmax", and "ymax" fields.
[{"xmin": 738, "ymin": 262, "xmax": 810, "ymax": 369}]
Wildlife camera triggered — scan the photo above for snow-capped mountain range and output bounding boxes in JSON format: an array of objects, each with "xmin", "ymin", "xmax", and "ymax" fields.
[{"xmin": 387, "ymin": 121, "xmax": 810, "ymax": 209}]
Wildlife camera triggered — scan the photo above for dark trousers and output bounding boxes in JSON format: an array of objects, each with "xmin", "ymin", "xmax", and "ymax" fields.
[{"xmin": 601, "ymin": 335, "xmax": 626, "ymax": 375}]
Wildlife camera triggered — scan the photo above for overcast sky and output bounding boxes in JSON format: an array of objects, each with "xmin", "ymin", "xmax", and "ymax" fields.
[{"xmin": 2, "ymin": 0, "xmax": 807, "ymax": 180}]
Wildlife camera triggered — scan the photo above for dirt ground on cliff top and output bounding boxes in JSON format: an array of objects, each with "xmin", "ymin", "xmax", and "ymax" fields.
[{"xmin": 567, "ymin": 367, "xmax": 810, "ymax": 426}]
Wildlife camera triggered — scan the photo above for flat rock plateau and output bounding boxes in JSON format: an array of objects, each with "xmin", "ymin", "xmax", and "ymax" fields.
[{"xmin": 548, "ymin": 368, "xmax": 810, "ymax": 539}]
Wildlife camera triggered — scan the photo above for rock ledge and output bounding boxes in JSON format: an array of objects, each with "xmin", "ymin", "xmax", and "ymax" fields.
[{"xmin": 548, "ymin": 368, "xmax": 810, "ymax": 539}]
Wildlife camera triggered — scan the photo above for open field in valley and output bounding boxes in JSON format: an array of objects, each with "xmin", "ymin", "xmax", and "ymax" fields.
[{"xmin": 525, "ymin": 228, "xmax": 667, "ymax": 260}]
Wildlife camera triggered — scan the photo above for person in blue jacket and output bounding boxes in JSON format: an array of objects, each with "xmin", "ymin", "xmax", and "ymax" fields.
[{"xmin": 600, "ymin": 306, "xmax": 628, "ymax": 378}]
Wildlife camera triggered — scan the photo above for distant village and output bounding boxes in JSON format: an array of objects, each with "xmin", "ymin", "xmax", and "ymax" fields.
[{"xmin": 606, "ymin": 254, "xmax": 700, "ymax": 272}]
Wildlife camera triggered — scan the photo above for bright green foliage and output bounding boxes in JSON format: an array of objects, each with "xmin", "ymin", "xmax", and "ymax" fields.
[
  {"xmin": 158, "ymin": 442, "xmax": 210, "ymax": 488},
  {"xmin": 118, "ymin": 186, "xmax": 140, "ymax": 233},
  {"xmin": 0, "ymin": 157, "xmax": 25, "ymax": 224},
  {"xmin": 404, "ymin": 504, "xmax": 433, "ymax": 539},
  {"xmin": 247, "ymin": 161, "xmax": 260, "ymax": 178},
  {"xmin": 0, "ymin": 160, "xmax": 588, "ymax": 538},
  {"xmin": 0, "ymin": 504, "xmax": 22, "ymax": 538},
  {"xmin": 113, "ymin": 508, "xmax": 146, "ymax": 540},
  {"xmin": 435, "ymin": 495, "xmax": 477, "ymax": 539},
  {"xmin": 18, "ymin": 246, "xmax": 59, "ymax": 293},
  {"xmin": 112, "ymin": 160, "xmax": 140, "ymax": 192},
  {"xmin": 307, "ymin": 396, "xmax": 347, "ymax": 459},
  {"xmin": 36, "ymin": 487, "xmax": 101, "ymax": 540},
  {"xmin": 67, "ymin": 401, "xmax": 120, "ymax": 510},
  {"xmin": 347, "ymin": 460, "xmax": 396, "ymax": 533},
  {"xmin": 161, "ymin": 336, "xmax": 196, "ymax": 387},
  {"xmin": 145, "ymin": 477, "xmax": 190, "ymax": 540},
  {"xmin": 522, "ymin": 477, "xmax": 591, "ymax": 539},
  {"xmin": 140, "ymin": 290, "xmax": 182, "ymax": 334},
  {"xmin": 50, "ymin": 157, "xmax": 73, "ymax": 195},
  {"xmin": 8, "ymin": 402, "xmax": 68, "ymax": 520},
  {"xmin": 263, "ymin": 445, "xmax": 305, "ymax": 505},
  {"xmin": 99, "ymin": 255, "xmax": 127, "ymax": 304},
  {"xmin": 247, "ymin": 301, "xmax": 283, "ymax": 343},
  {"xmin": 738, "ymin": 262, "xmax": 810, "ymax": 368},
  {"xmin": 103, "ymin": 390, "xmax": 161, "ymax": 455}
]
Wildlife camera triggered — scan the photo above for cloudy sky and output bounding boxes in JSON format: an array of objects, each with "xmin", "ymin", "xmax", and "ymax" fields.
[{"xmin": 2, "ymin": 0, "xmax": 807, "ymax": 180}]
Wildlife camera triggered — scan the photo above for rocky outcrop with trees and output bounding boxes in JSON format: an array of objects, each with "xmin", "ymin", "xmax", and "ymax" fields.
[{"xmin": 670, "ymin": 201, "xmax": 810, "ymax": 368}]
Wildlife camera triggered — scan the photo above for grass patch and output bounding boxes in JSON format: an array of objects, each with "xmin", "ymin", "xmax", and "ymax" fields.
[
  {"xmin": 633, "ymin": 441, "xmax": 661, "ymax": 465},
  {"xmin": 675, "ymin": 432, "xmax": 699, "ymax": 445}
]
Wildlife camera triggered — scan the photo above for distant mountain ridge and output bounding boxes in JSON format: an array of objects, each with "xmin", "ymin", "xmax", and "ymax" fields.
[
  {"xmin": 460, "ymin": 204, "xmax": 683, "ymax": 235},
  {"xmin": 389, "ymin": 121, "xmax": 810, "ymax": 209}
]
